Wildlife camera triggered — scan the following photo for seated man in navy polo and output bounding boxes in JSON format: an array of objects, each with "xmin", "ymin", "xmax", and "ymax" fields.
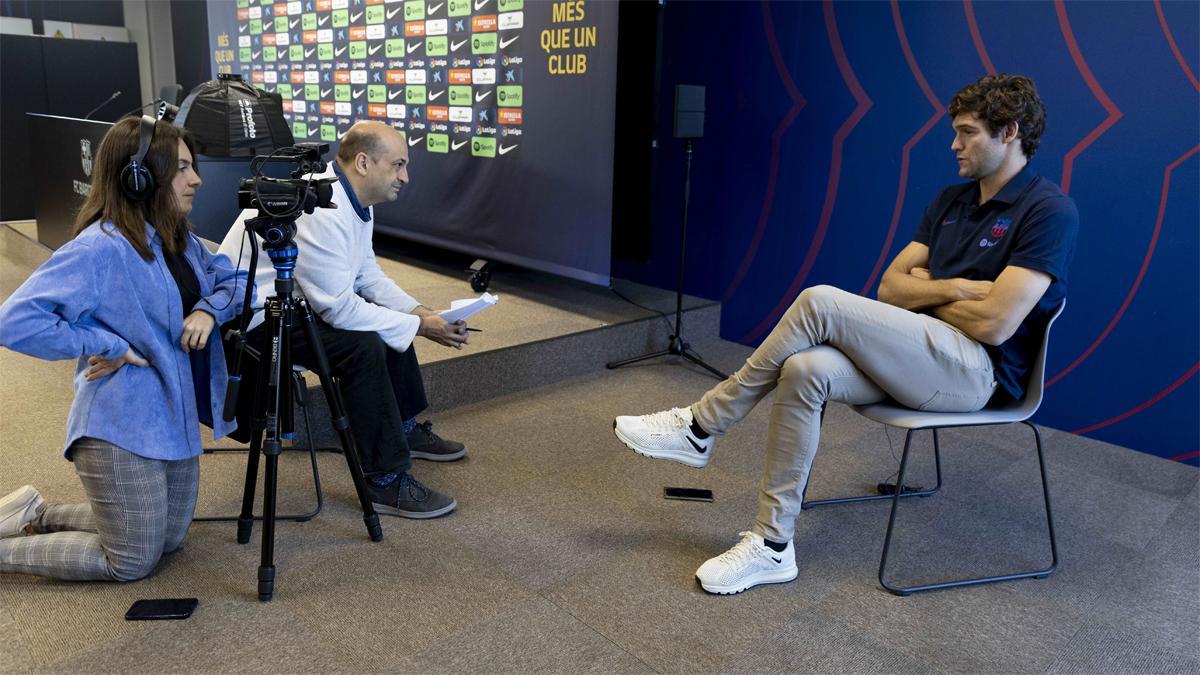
[
  {"xmin": 614, "ymin": 74, "xmax": 1078, "ymax": 594},
  {"xmin": 219, "ymin": 120, "xmax": 469, "ymax": 520}
]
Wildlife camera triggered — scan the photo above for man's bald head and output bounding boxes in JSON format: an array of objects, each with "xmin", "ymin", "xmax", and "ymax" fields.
[
  {"xmin": 336, "ymin": 120, "xmax": 402, "ymax": 165},
  {"xmin": 334, "ymin": 121, "xmax": 410, "ymax": 207}
]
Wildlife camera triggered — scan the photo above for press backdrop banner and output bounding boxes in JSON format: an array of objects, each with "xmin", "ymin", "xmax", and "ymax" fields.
[{"xmin": 206, "ymin": 0, "xmax": 617, "ymax": 285}]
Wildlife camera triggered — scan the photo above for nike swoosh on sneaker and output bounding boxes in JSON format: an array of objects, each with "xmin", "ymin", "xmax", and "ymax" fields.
[
  {"xmin": 499, "ymin": 35, "xmax": 518, "ymax": 49},
  {"xmin": 686, "ymin": 436, "xmax": 707, "ymax": 454},
  {"xmin": 771, "ymin": 556, "xmax": 783, "ymax": 564}
]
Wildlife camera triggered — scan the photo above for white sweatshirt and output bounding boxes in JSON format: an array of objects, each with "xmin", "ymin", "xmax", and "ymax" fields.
[{"xmin": 217, "ymin": 166, "xmax": 422, "ymax": 351}]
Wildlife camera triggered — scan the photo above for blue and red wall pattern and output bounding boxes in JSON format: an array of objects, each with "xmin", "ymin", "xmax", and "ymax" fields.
[{"xmin": 615, "ymin": 0, "xmax": 1199, "ymax": 464}]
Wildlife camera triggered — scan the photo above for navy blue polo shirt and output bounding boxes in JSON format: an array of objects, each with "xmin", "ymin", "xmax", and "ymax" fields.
[{"xmin": 913, "ymin": 165, "xmax": 1078, "ymax": 402}]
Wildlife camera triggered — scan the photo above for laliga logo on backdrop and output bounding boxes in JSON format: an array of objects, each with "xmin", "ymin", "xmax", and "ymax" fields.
[{"xmin": 80, "ymin": 139, "xmax": 93, "ymax": 177}]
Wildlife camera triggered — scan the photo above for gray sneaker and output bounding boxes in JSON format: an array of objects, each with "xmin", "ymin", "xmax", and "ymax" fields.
[
  {"xmin": 368, "ymin": 472, "xmax": 457, "ymax": 519},
  {"xmin": 0, "ymin": 485, "xmax": 43, "ymax": 538},
  {"xmin": 406, "ymin": 421, "xmax": 467, "ymax": 462}
]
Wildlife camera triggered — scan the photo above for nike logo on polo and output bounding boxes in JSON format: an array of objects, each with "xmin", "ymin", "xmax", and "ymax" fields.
[
  {"xmin": 451, "ymin": 139, "xmax": 468, "ymax": 150},
  {"xmin": 475, "ymin": 89, "xmax": 492, "ymax": 102},
  {"xmin": 350, "ymin": 10, "xmax": 363, "ymax": 21},
  {"xmin": 427, "ymin": 2, "xmax": 444, "ymax": 12},
  {"xmin": 321, "ymin": 87, "xmax": 333, "ymax": 96},
  {"xmin": 450, "ymin": 38, "xmax": 467, "ymax": 51},
  {"xmin": 408, "ymin": 41, "xmax": 423, "ymax": 54},
  {"xmin": 499, "ymin": 35, "xmax": 518, "ymax": 49},
  {"xmin": 408, "ymin": 136, "xmax": 424, "ymax": 146},
  {"xmin": 369, "ymin": 43, "xmax": 383, "ymax": 55},
  {"xmin": 497, "ymin": 143, "xmax": 517, "ymax": 155},
  {"xmin": 685, "ymin": 436, "xmax": 706, "ymax": 453},
  {"xmin": 387, "ymin": 6, "xmax": 403, "ymax": 19},
  {"xmin": 942, "ymin": 218, "xmax": 957, "ymax": 225},
  {"xmin": 429, "ymin": 89, "xmax": 445, "ymax": 100},
  {"xmin": 388, "ymin": 88, "xmax": 403, "ymax": 100}
]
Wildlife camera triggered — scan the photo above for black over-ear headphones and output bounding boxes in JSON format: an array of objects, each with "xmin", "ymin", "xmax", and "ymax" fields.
[{"xmin": 120, "ymin": 115, "xmax": 158, "ymax": 201}]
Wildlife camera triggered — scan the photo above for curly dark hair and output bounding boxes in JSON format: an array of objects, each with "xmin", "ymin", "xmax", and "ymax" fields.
[{"xmin": 948, "ymin": 74, "xmax": 1046, "ymax": 158}]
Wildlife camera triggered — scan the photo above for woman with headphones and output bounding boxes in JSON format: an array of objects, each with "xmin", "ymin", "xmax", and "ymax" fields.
[{"xmin": 0, "ymin": 115, "xmax": 249, "ymax": 581}]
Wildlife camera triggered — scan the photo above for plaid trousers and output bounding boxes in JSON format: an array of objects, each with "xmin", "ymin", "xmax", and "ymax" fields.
[{"xmin": 0, "ymin": 438, "xmax": 199, "ymax": 581}]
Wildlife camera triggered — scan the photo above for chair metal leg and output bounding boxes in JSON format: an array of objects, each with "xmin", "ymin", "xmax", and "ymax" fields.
[
  {"xmin": 876, "ymin": 422, "xmax": 1059, "ymax": 596},
  {"xmin": 801, "ymin": 428, "xmax": 943, "ymax": 509}
]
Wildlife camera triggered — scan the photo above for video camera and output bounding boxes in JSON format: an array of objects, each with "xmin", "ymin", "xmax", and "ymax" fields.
[{"xmin": 237, "ymin": 142, "xmax": 337, "ymax": 251}]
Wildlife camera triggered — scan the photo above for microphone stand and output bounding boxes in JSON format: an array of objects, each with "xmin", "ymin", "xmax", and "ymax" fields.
[
  {"xmin": 606, "ymin": 138, "xmax": 727, "ymax": 380},
  {"xmin": 83, "ymin": 91, "xmax": 122, "ymax": 121}
]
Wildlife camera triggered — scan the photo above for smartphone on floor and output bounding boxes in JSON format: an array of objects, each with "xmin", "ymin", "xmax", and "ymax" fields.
[
  {"xmin": 663, "ymin": 487, "xmax": 715, "ymax": 502},
  {"xmin": 125, "ymin": 598, "xmax": 198, "ymax": 621}
]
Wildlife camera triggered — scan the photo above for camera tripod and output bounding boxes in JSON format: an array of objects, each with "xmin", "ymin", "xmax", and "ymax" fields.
[{"xmin": 227, "ymin": 243, "xmax": 383, "ymax": 601}]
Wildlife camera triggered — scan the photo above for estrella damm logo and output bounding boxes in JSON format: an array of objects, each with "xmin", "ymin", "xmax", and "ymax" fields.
[
  {"xmin": 496, "ymin": 85, "xmax": 521, "ymax": 106},
  {"xmin": 471, "ymin": 136, "xmax": 496, "ymax": 157},
  {"xmin": 427, "ymin": 133, "xmax": 449, "ymax": 153},
  {"xmin": 991, "ymin": 218, "xmax": 1011, "ymax": 239}
]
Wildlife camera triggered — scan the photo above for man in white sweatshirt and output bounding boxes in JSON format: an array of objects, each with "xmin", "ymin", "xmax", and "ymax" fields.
[{"xmin": 218, "ymin": 120, "xmax": 467, "ymax": 519}]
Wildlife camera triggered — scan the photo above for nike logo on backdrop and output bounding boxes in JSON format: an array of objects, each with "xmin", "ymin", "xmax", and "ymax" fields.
[
  {"xmin": 450, "ymin": 39, "xmax": 467, "ymax": 51},
  {"xmin": 499, "ymin": 35, "xmax": 518, "ymax": 49},
  {"xmin": 350, "ymin": 11, "xmax": 363, "ymax": 21},
  {"xmin": 290, "ymin": 18, "xmax": 300, "ymax": 28},
  {"xmin": 321, "ymin": 88, "xmax": 332, "ymax": 96},
  {"xmin": 318, "ymin": 14, "xmax": 330, "ymax": 25},
  {"xmin": 306, "ymin": 48, "xmax": 316, "ymax": 57},
  {"xmin": 427, "ymin": 2, "xmax": 444, "ymax": 13},
  {"xmin": 408, "ymin": 41, "xmax": 423, "ymax": 53},
  {"xmin": 388, "ymin": 88, "xmax": 403, "ymax": 100},
  {"xmin": 451, "ymin": 139, "xmax": 468, "ymax": 150},
  {"xmin": 474, "ymin": 0, "xmax": 490, "ymax": 8},
  {"xmin": 429, "ymin": 89, "xmax": 445, "ymax": 100},
  {"xmin": 253, "ymin": 50, "xmax": 262, "ymax": 58},
  {"xmin": 475, "ymin": 89, "xmax": 492, "ymax": 102},
  {"xmin": 335, "ymin": 46, "xmax": 347, "ymax": 56},
  {"xmin": 408, "ymin": 136, "xmax": 424, "ymax": 146},
  {"xmin": 369, "ymin": 43, "xmax": 383, "ymax": 54},
  {"xmin": 353, "ymin": 88, "xmax": 365, "ymax": 97},
  {"xmin": 387, "ymin": 6, "xmax": 403, "ymax": 19}
]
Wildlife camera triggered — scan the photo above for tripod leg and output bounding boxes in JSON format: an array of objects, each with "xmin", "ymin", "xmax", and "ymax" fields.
[
  {"xmin": 256, "ymin": 296, "xmax": 291, "ymax": 601},
  {"xmin": 295, "ymin": 301, "xmax": 383, "ymax": 543},
  {"xmin": 680, "ymin": 349, "xmax": 729, "ymax": 380},
  {"xmin": 606, "ymin": 348, "xmax": 673, "ymax": 369},
  {"xmin": 236, "ymin": 327, "xmax": 276, "ymax": 544}
]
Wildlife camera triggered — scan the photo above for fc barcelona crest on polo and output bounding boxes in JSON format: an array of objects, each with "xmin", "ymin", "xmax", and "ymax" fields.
[{"xmin": 991, "ymin": 218, "xmax": 1011, "ymax": 239}]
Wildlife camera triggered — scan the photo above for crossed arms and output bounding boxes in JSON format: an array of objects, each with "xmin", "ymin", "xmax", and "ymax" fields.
[{"xmin": 878, "ymin": 242, "xmax": 1051, "ymax": 346}]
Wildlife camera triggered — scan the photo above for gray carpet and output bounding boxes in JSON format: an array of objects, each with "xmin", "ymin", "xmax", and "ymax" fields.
[{"xmin": 2, "ymin": 226, "xmax": 1198, "ymax": 673}]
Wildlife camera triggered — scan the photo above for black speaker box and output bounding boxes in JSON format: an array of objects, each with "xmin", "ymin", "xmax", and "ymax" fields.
[{"xmin": 673, "ymin": 84, "xmax": 705, "ymax": 139}]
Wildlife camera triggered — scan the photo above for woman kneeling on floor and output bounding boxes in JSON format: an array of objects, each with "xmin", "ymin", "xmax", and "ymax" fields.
[{"xmin": 0, "ymin": 115, "xmax": 248, "ymax": 581}]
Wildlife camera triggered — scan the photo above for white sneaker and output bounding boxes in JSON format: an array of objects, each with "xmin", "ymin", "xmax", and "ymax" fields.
[
  {"xmin": 0, "ymin": 485, "xmax": 43, "ymax": 538},
  {"xmin": 613, "ymin": 407, "xmax": 714, "ymax": 468},
  {"xmin": 695, "ymin": 531, "xmax": 798, "ymax": 594}
]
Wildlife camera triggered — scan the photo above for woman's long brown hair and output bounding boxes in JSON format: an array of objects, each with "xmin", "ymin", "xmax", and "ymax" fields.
[{"xmin": 73, "ymin": 116, "xmax": 200, "ymax": 260}]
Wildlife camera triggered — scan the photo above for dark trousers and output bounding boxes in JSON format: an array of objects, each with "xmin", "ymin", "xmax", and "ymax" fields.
[{"xmin": 236, "ymin": 317, "xmax": 428, "ymax": 477}]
